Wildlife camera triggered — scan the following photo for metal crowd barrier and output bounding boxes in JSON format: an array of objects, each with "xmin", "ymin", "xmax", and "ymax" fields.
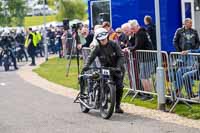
[
  {"xmin": 81, "ymin": 47, "xmax": 101, "ymax": 67},
  {"xmin": 169, "ymin": 52, "xmax": 200, "ymax": 112},
  {"xmin": 123, "ymin": 51, "xmax": 136, "ymax": 98},
  {"xmin": 82, "ymin": 47, "xmax": 91, "ymax": 64},
  {"xmin": 80, "ymin": 49, "xmax": 200, "ymax": 112},
  {"xmin": 123, "ymin": 50, "xmax": 173, "ymax": 102}
]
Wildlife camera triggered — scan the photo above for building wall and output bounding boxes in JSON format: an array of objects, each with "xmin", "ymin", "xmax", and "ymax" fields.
[{"xmin": 88, "ymin": 0, "xmax": 182, "ymax": 51}]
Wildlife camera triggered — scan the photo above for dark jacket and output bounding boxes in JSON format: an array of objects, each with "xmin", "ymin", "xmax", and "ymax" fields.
[
  {"xmin": 15, "ymin": 34, "xmax": 25, "ymax": 44},
  {"xmin": 118, "ymin": 33, "xmax": 129, "ymax": 49},
  {"xmin": 82, "ymin": 33, "xmax": 94, "ymax": 48},
  {"xmin": 128, "ymin": 28, "xmax": 154, "ymax": 62},
  {"xmin": 84, "ymin": 40, "xmax": 125, "ymax": 72},
  {"xmin": 0, "ymin": 36, "xmax": 12, "ymax": 48},
  {"xmin": 129, "ymin": 27, "xmax": 153, "ymax": 50},
  {"xmin": 146, "ymin": 23, "xmax": 157, "ymax": 50},
  {"xmin": 173, "ymin": 27, "xmax": 200, "ymax": 52}
]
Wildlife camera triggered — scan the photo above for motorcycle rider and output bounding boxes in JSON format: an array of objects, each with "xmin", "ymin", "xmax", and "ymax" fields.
[
  {"xmin": 82, "ymin": 28, "xmax": 125, "ymax": 113},
  {"xmin": 0, "ymin": 31, "xmax": 18, "ymax": 70},
  {"xmin": 15, "ymin": 30, "xmax": 28, "ymax": 61}
]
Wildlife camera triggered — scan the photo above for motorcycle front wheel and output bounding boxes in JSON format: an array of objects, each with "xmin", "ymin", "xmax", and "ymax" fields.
[{"xmin": 100, "ymin": 83, "xmax": 116, "ymax": 119}]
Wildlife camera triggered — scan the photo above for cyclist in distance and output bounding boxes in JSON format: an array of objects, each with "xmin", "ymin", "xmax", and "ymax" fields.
[{"xmin": 82, "ymin": 28, "xmax": 125, "ymax": 113}]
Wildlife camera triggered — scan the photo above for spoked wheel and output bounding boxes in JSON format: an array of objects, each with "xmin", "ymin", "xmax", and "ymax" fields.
[
  {"xmin": 100, "ymin": 83, "xmax": 116, "ymax": 119},
  {"xmin": 79, "ymin": 78, "xmax": 90, "ymax": 113}
]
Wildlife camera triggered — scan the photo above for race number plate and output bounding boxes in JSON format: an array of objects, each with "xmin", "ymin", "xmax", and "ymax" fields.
[{"xmin": 102, "ymin": 69, "xmax": 110, "ymax": 76}]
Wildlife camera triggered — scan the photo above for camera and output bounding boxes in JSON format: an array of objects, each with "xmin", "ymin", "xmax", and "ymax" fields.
[
  {"xmin": 71, "ymin": 23, "xmax": 83, "ymax": 32},
  {"xmin": 63, "ymin": 19, "xmax": 69, "ymax": 30}
]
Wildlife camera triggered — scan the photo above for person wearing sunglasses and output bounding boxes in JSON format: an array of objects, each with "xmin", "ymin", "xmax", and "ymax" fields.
[{"xmin": 82, "ymin": 28, "xmax": 125, "ymax": 113}]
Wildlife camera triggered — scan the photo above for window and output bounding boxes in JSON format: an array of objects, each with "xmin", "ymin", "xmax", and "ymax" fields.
[{"xmin": 90, "ymin": 0, "xmax": 111, "ymax": 27}]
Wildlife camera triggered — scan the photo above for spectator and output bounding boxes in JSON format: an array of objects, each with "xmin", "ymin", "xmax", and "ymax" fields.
[
  {"xmin": 173, "ymin": 18, "xmax": 200, "ymax": 52},
  {"xmin": 127, "ymin": 19, "xmax": 154, "ymax": 100},
  {"xmin": 173, "ymin": 18, "xmax": 200, "ymax": 95},
  {"xmin": 77, "ymin": 27, "xmax": 94, "ymax": 49},
  {"xmin": 144, "ymin": 15, "xmax": 157, "ymax": 50},
  {"xmin": 55, "ymin": 27, "xmax": 63, "ymax": 58},
  {"xmin": 115, "ymin": 27, "xmax": 128, "ymax": 49},
  {"xmin": 121, "ymin": 22, "xmax": 132, "ymax": 51},
  {"xmin": 128, "ymin": 19, "xmax": 153, "ymax": 51},
  {"xmin": 102, "ymin": 21, "xmax": 117, "ymax": 41}
]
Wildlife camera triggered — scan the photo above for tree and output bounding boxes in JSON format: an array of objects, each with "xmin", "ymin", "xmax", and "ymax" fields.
[
  {"xmin": 38, "ymin": 0, "xmax": 48, "ymax": 5},
  {"xmin": 0, "ymin": 1, "xmax": 11, "ymax": 26},
  {"xmin": 0, "ymin": 1, "xmax": 4, "ymax": 26},
  {"xmin": 56, "ymin": 0, "xmax": 87, "ymax": 21},
  {"xmin": 6, "ymin": 0, "xmax": 27, "ymax": 26}
]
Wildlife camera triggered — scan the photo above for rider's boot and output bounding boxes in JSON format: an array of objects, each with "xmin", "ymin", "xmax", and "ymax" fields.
[
  {"xmin": 13, "ymin": 58, "xmax": 18, "ymax": 70},
  {"xmin": 79, "ymin": 76, "xmax": 88, "ymax": 99},
  {"xmin": 115, "ymin": 89, "xmax": 124, "ymax": 113}
]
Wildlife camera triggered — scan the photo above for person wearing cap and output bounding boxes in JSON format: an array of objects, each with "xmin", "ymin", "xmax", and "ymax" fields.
[{"xmin": 82, "ymin": 28, "xmax": 125, "ymax": 113}]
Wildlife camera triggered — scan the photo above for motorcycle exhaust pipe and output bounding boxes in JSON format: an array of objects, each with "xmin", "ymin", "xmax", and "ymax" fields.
[{"xmin": 78, "ymin": 98, "xmax": 95, "ymax": 109}]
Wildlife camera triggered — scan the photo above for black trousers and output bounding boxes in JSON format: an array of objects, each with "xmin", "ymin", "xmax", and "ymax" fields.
[
  {"xmin": 112, "ymin": 73, "xmax": 124, "ymax": 108},
  {"xmin": 28, "ymin": 45, "xmax": 36, "ymax": 65}
]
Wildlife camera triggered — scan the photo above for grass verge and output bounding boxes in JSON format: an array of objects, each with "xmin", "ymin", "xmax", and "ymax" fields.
[
  {"xmin": 34, "ymin": 57, "xmax": 200, "ymax": 120},
  {"xmin": 24, "ymin": 15, "xmax": 56, "ymax": 27}
]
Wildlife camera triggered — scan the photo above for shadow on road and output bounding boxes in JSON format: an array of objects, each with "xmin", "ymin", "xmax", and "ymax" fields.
[{"xmin": 84, "ymin": 110, "xmax": 151, "ymax": 123}]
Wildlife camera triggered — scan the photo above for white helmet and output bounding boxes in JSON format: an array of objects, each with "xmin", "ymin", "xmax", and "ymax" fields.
[
  {"xmin": 1, "ymin": 31, "xmax": 9, "ymax": 36},
  {"xmin": 95, "ymin": 28, "xmax": 108, "ymax": 40}
]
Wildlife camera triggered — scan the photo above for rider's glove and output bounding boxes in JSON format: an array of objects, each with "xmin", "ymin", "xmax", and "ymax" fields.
[
  {"xmin": 82, "ymin": 66, "xmax": 89, "ymax": 72},
  {"xmin": 115, "ymin": 67, "xmax": 121, "ymax": 72}
]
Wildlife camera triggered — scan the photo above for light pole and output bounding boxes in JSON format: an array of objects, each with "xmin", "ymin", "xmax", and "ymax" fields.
[
  {"xmin": 43, "ymin": 0, "xmax": 48, "ymax": 61},
  {"xmin": 155, "ymin": 0, "xmax": 166, "ymax": 111}
]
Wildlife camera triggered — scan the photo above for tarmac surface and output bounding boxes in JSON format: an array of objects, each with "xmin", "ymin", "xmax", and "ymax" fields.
[{"xmin": 0, "ymin": 58, "xmax": 199, "ymax": 133}]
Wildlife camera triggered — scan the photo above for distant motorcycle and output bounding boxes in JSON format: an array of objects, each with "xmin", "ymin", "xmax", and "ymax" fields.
[
  {"xmin": 0, "ymin": 45, "xmax": 13, "ymax": 71},
  {"xmin": 15, "ymin": 45, "xmax": 23, "ymax": 62}
]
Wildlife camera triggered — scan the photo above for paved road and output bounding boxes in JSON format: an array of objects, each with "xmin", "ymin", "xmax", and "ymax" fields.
[{"xmin": 0, "ymin": 68, "xmax": 200, "ymax": 133}]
